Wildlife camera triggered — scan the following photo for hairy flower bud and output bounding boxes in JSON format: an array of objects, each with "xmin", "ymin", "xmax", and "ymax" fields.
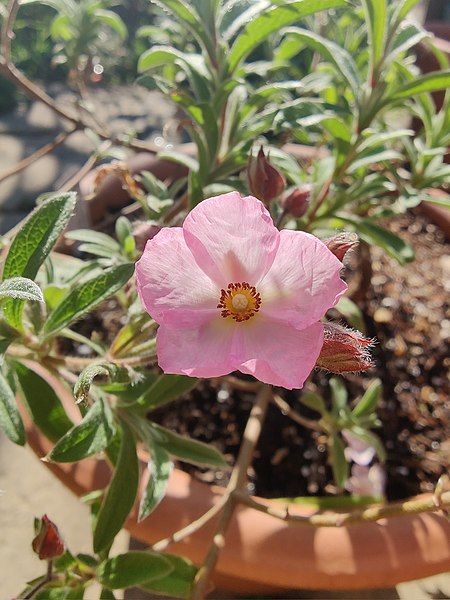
[
  {"xmin": 248, "ymin": 146, "xmax": 286, "ymax": 204},
  {"xmin": 32, "ymin": 515, "xmax": 64, "ymax": 560},
  {"xmin": 281, "ymin": 185, "xmax": 311, "ymax": 217},
  {"xmin": 316, "ymin": 322, "xmax": 374, "ymax": 373},
  {"xmin": 324, "ymin": 233, "xmax": 358, "ymax": 262}
]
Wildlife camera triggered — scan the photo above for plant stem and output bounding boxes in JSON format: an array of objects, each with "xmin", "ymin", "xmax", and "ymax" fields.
[
  {"xmin": 190, "ymin": 384, "xmax": 271, "ymax": 600},
  {"xmin": 152, "ymin": 494, "xmax": 229, "ymax": 553},
  {"xmin": 24, "ymin": 560, "xmax": 53, "ymax": 599},
  {"xmin": 271, "ymin": 393, "xmax": 323, "ymax": 432},
  {"xmin": 233, "ymin": 490, "xmax": 450, "ymax": 527}
]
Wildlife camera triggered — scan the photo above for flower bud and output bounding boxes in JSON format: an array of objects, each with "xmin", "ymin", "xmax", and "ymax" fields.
[
  {"xmin": 32, "ymin": 515, "xmax": 64, "ymax": 560},
  {"xmin": 324, "ymin": 233, "xmax": 358, "ymax": 262},
  {"xmin": 133, "ymin": 220, "xmax": 161, "ymax": 252},
  {"xmin": 248, "ymin": 146, "xmax": 286, "ymax": 204},
  {"xmin": 280, "ymin": 185, "xmax": 311, "ymax": 218},
  {"xmin": 316, "ymin": 322, "xmax": 373, "ymax": 373}
]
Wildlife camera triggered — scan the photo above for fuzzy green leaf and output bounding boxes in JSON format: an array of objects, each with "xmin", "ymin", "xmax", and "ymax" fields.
[
  {"xmin": 93, "ymin": 422, "xmax": 139, "ymax": 554},
  {"xmin": 362, "ymin": 0, "xmax": 387, "ymax": 68},
  {"xmin": 0, "ymin": 277, "xmax": 44, "ymax": 303},
  {"xmin": 14, "ymin": 361, "xmax": 73, "ymax": 442},
  {"xmin": 0, "ymin": 371, "xmax": 25, "ymax": 445},
  {"xmin": 139, "ymin": 445, "xmax": 173, "ymax": 522},
  {"xmin": 388, "ymin": 70, "xmax": 450, "ymax": 101},
  {"xmin": 43, "ymin": 264, "xmax": 134, "ymax": 336},
  {"xmin": 2, "ymin": 193, "xmax": 75, "ymax": 329},
  {"xmin": 228, "ymin": 0, "xmax": 347, "ymax": 72},
  {"xmin": 49, "ymin": 398, "xmax": 115, "ymax": 462},
  {"xmin": 148, "ymin": 423, "xmax": 227, "ymax": 468},
  {"xmin": 136, "ymin": 374, "xmax": 198, "ymax": 411},
  {"xmin": 330, "ymin": 432, "xmax": 349, "ymax": 488},
  {"xmin": 98, "ymin": 551, "xmax": 173, "ymax": 589},
  {"xmin": 140, "ymin": 554, "xmax": 197, "ymax": 599}
]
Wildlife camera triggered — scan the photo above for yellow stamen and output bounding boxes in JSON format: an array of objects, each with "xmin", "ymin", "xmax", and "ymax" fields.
[{"xmin": 217, "ymin": 282, "xmax": 261, "ymax": 322}]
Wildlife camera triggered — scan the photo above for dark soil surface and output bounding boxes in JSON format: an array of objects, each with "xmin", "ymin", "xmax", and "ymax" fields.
[{"xmin": 151, "ymin": 212, "xmax": 450, "ymax": 501}]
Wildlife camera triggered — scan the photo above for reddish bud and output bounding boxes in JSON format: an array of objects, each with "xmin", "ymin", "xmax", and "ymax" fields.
[
  {"xmin": 32, "ymin": 515, "xmax": 64, "ymax": 560},
  {"xmin": 316, "ymin": 322, "xmax": 374, "ymax": 374},
  {"xmin": 281, "ymin": 185, "xmax": 311, "ymax": 218},
  {"xmin": 324, "ymin": 233, "xmax": 358, "ymax": 262},
  {"xmin": 248, "ymin": 146, "xmax": 286, "ymax": 204},
  {"xmin": 133, "ymin": 220, "xmax": 161, "ymax": 252}
]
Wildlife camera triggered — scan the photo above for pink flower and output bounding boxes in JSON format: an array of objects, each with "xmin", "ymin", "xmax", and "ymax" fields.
[
  {"xmin": 345, "ymin": 464, "xmax": 385, "ymax": 498},
  {"xmin": 136, "ymin": 192, "xmax": 347, "ymax": 389},
  {"xmin": 342, "ymin": 429, "xmax": 376, "ymax": 466}
]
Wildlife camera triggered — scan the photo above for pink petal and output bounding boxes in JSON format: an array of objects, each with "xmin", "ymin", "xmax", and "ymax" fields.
[
  {"xmin": 259, "ymin": 230, "xmax": 347, "ymax": 329},
  {"xmin": 136, "ymin": 227, "xmax": 219, "ymax": 328},
  {"xmin": 157, "ymin": 319, "xmax": 242, "ymax": 378},
  {"xmin": 238, "ymin": 319, "xmax": 324, "ymax": 389},
  {"xmin": 183, "ymin": 192, "xmax": 280, "ymax": 287}
]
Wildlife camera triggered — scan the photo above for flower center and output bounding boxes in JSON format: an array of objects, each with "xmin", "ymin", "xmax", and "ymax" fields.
[{"xmin": 217, "ymin": 282, "xmax": 261, "ymax": 322}]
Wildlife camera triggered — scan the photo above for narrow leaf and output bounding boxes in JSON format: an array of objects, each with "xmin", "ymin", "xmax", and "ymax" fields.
[
  {"xmin": 49, "ymin": 398, "xmax": 115, "ymax": 463},
  {"xmin": 136, "ymin": 374, "xmax": 198, "ymax": 411},
  {"xmin": 352, "ymin": 379, "xmax": 382, "ymax": 418},
  {"xmin": 330, "ymin": 432, "xmax": 349, "ymax": 488},
  {"xmin": 2, "ymin": 193, "xmax": 76, "ymax": 329},
  {"xmin": 388, "ymin": 70, "xmax": 450, "ymax": 101},
  {"xmin": 0, "ymin": 278, "xmax": 44, "ymax": 303},
  {"xmin": 14, "ymin": 361, "xmax": 73, "ymax": 442},
  {"xmin": 139, "ymin": 445, "xmax": 173, "ymax": 521},
  {"xmin": 44, "ymin": 264, "xmax": 134, "ymax": 336},
  {"xmin": 362, "ymin": 0, "xmax": 387, "ymax": 68},
  {"xmin": 0, "ymin": 371, "xmax": 25, "ymax": 445},
  {"xmin": 228, "ymin": 0, "xmax": 347, "ymax": 72},
  {"xmin": 93, "ymin": 422, "xmax": 139, "ymax": 554},
  {"xmin": 140, "ymin": 554, "xmax": 197, "ymax": 599},
  {"xmin": 98, "ymin": 551, "xmax": 173, "ymax": 589},
  {"xmin": 148, "ymin": 423, "xmax": 227, "ymax": 468}
]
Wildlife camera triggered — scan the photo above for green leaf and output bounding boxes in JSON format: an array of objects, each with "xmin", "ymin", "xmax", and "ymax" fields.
[
  {"xmin": 43, "ymin": 264, "xmax": 134, "ymax": 336},
  {"xmin": 298, "ymin": 392, "xmax": 327, "ymax": 416},
  {"xmin": 148, "ymin": 423, "xmax": 228, "ymax": 468},
  {"xmin": 337, "ymin": 216, "xmax": 414, "ymax": 265},
  {"xmin": 0, "ymin": 371, "xmax": 25, "ymax": 445},
  {"xmin": 387, "ymin": 22, "xmax": 428, "ymax": 64},
  {"xmin": 423, "ymin": 192, "xmax": 450, "ymax": 209},
  {"xmin": 157, "ymin": 151, "xmax": 199, "ymax": 173},
  {"xmin": 93, "ymin": 422, "xmax": 139, "ymax": 554},
  {"xmin": 14, "ymin": 361, "xmax": 73, "ymax": 442},
  {"xmin": 346, "ymin": 149, "xmax": 403, "ymax": 173},
  {"xmin": 393, "ymin": 0, "xmax": 422, "ymax": 22},
  {"xmin": 49, "ymin": 398, "xmax": 115, "ymax": 463},
  {"xmin": 140, "ymin": 554, "xmax": 197, "ymax": 599},
  {"xmin": 0, "ymin": 277, "xmax": 43, "ymax": 303},
  {"xmin": 352, "ymin": 379, "xmax": 382, "ymax": 418},
  {"xmin": 74, "ymin": 363, "xmax": 120, "ymax": 405},
  {"xmin": 98, "ymin": 551, "xmax": 173, "ymax": 589},
  {"xmin": 362, "ymin": 0, "xmax": 387, "ymax": 69},
  {"xmin": 2, "ymin": 193, "xmax": 76, "ymax": 330},
  {"xmin": 330, "ymin": 377, "xmax": 348, "ymax": 414},
  {"xmin": 44, "ymin": 285, "xmax": 68, "ymax": 310},
  {"xmin": 329, "ymin": 432, "xmax": 349, "ymax": 488},
  {"xmin": 228, "ymin": 0, "xmax": 347, "ymax": 72},
  {"xmin": 95, "ymin": 9, "xmax": 127, "ymax": 39},
  {"xmin": 285, "ymin": 27, "xmax": 360, "ymax": 96},
  {"xmin": 334, "ymin": 297, "xmax": 366, "ymax": 333},
  {"xmin": 136, "ymin": 374, "xmax": 198, "ymax": 411},
  {"xmin": 65, "ymin": 229, "xmax": 120, "ymax": 252},
  {"xmin": 139, "ymin": 445, "xmax": 173, "ymax": 522},
  {"xmin": 388, "ymin": 70, "xmax": 450, "ymax": 102}
]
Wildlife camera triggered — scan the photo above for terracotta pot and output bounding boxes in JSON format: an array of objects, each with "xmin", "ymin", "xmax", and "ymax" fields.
[{"xmin": 20, "ymin": 361, "xmax": 450, "ymax": 594}]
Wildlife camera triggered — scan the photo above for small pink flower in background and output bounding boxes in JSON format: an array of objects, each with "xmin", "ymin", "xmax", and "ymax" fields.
[
  {"xmin": 342, "ymin": 429, "xmax": 376, "ymax": 466},
  {"xmin": 346, "ymin": 464, "xmax": 385, "ymax": 498},
  {"xmin": 136, "ymin": 192, "xmax": 347, "ymax": 389}
]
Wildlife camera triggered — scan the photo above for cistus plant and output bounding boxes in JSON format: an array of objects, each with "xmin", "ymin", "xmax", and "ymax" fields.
[{"xmin": 0, "ymin": 0, "xmax": 448, "ymax": 598}]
